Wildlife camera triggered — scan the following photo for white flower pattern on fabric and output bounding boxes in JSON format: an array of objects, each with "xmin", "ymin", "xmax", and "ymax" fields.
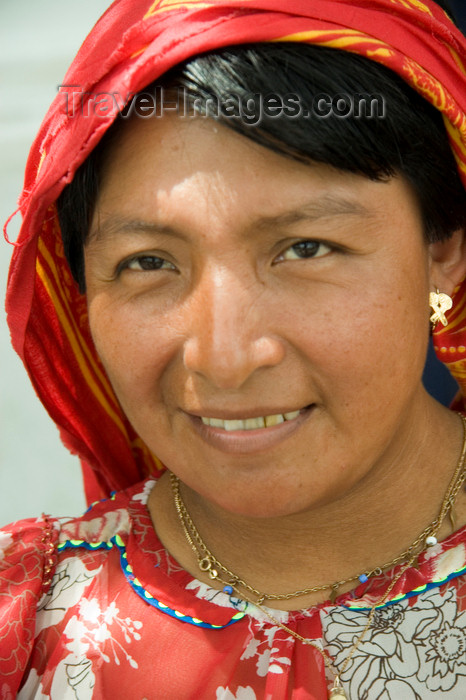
[
  {"xmin": 65, "ymin": 597, "xmax": 142, "ymax": 668},
  {"xmin": 431, "ymin": 543, "xmax": 466, "ymax": 580},
  {"xmin": 360, "ymin": 679, "xmax": 422, "ymax": 699},
  {"xmin": 240, "ymin": 625, "xmax": 293, "ymax": 677},
  {"xmin": 0, "ymin": 531, "xmax": 13, "ymax": 561},
  {"xmin": 51, "ymin": 652, "xmax": 95, "ymax": 699},
  {"xmin": 324, "ymin": 587, "xmax": 466, "ymax": 698},
  {"xmin": 49, "ymin": 597, "xmax": 143, "ymax": 697},
  {"xmin": 34, "ymin": 556, "xmax": 143, "ymax": 697},
  {"xmin": 61, "ymin": 509, "xmax": 129, "ymax": 543},
  {"xmin": 131, "ymin": 479, "xmax": 156, "ymax": 505},
  {"xmin": 37, "ymin": 556, "xmax": 103, "ymax": 628},
  {"xmin": 417, "ymin": 606, "xmax": 466, "ymax": 691}
]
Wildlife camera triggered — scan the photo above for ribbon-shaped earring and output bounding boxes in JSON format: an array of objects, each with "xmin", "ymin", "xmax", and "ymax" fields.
[{"xmin": 429, "ymin": 289, "xmax": 452, "ymax": 330}]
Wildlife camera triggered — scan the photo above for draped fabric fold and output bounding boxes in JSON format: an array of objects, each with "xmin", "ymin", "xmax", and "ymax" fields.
[{"xmin": 5, "ymin": 0, "xmax": 466, "ymax": 502}]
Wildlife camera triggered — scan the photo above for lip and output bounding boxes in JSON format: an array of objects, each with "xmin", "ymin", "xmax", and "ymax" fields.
[{"xmin": 186, "ymin": 405, "xmax": 314, "ymax": 454}]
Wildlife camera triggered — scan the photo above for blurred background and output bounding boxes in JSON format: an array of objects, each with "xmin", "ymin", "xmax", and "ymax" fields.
[
  {"xmin": 1, "ymin": 1, "xmax": 110, "ymax": 523},
  {"xmin": 0, "ymin": 0, "xmax": 464, "ymax": 524},
  {"xmin": 450, "ymin": 0, "xmax": 466, "ymax": 28}
]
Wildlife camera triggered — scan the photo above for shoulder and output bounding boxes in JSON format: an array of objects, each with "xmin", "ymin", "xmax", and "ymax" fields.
[
  {"xmin": 56, "ymin": 476, "xmax": 157, "ymax": 545},
  {"xmin": 0, "ymin": 515, "xmax": 59, "ymax": 695},
  {"xmin": 0, "ymin": 478, "xmax": 155, "ymax": 696}
]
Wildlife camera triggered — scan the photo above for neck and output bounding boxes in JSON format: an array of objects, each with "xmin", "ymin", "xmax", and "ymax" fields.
[{"xmin": 149, "ymin": 401, "xmax": 466, "ymax": 610}]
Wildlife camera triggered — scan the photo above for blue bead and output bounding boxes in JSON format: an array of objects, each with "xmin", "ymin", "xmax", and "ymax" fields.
[
  {"xmin": 223, "ymin": 585, "xmax": 234, "ymax": 595},
  {"xmin": 359, "ymin": 574, "xmax": 369, "ymax": 584}
]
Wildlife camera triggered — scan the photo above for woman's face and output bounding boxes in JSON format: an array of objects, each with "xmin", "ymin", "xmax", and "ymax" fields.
[{"xmin": 85, "ymin": 114, "xmax": 434, "ymax": 517}]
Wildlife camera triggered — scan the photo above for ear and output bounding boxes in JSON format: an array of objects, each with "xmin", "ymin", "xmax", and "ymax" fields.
[{"xmin": 429, "ymin": 228, "xmax": 466, "ymax": 296}]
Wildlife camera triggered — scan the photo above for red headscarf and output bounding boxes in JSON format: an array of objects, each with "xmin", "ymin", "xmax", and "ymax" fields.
[{"xmin": 5, "ymin": 0, "xmax": 466, "ymax": 503}]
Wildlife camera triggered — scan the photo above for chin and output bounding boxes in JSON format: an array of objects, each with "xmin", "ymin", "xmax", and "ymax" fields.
[{"xmin": 212, "ymin": 487, "xmax": 328, "ymax": 519}]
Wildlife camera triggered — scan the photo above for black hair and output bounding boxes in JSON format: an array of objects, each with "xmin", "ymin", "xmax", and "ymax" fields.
[
  {"xmin": 435, "ymin": 0, "xmax": 457, "ymax": 22},
  {"xmin": 58, "ymin": 31, "xmax": 466, "ymax": 292}
]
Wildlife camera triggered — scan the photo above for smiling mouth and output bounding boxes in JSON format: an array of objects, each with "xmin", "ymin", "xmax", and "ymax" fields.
[
  {"xmin": 190, "ymin": 405, "xmax": 313, "ymax": 453},
  {"xmin": 200, "ymin": 408, "xmax": 305, "ymax": 431}
]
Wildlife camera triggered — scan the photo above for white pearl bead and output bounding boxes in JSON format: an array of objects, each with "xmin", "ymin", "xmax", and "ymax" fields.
[{"xmin": 426, "ymin": 536, "xmax": 438, "ymax": 547}]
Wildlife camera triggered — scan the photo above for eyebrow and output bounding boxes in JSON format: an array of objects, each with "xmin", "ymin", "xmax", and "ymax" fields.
[
  {"xmin": 89, "ymin": 195, "xmax": 369, "ymax": 242},
  {"xmin": 88, "ymin": 216, "xmax": 181, "ymax": 243},
  {"xmin": 254, "ymin": 195, "xmax": 369, "ymax": 229}
]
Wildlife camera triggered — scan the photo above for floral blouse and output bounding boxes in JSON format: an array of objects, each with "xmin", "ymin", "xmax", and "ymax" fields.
[{"xmin": 1, "ymin": 478, "xmax": 466, "ymax": 699}]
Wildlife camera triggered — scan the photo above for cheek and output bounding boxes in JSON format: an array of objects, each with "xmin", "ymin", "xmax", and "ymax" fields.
[
  {"xmin": 87, "ymin": 298, "xmax": 183, "ymax": 412},
  {"xmin": 286, "ymin": 268, "xmax": 429, "ymax": 403}
]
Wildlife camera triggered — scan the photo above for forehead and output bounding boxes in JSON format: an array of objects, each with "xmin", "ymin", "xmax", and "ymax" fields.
[
  {"xmin": 89, "ymin": 113, "xmax": 423, "ymax": 248},
  {"xmin": 98, "ymin": 112, "xmax": 315, "ymax": 193},
  {"xmin": 97, "ymin": 116, "xmax": 381, "ymax": 204}
]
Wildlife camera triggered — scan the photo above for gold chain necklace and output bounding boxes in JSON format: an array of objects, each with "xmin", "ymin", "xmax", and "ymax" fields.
[{"xmin": 170, "ymin": 413, "xmax": 466, "ymax": 699}]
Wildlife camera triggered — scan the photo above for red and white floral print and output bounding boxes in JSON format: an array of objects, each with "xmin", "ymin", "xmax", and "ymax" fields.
[{"xmin": 1, "ymin": 479, "xmax": 466, "ymax": 699}]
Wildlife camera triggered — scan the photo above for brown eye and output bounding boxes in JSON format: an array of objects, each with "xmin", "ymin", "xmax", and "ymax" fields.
[
  {"xmin": 125, "ymin": 256, "xmax": 176, "ymax": 271},
  {"xmin": 280, "ymin": 240, "xmax": 332, "ymax": 261}
]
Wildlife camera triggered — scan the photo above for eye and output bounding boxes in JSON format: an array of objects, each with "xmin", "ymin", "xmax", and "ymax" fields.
[
  {"xmin": 277, "ymin": 240, "xmax": 333, "ymax": 262},
  {"xmin": 121, "ymin": 255, "xmax": 177, "ymax": 272}
]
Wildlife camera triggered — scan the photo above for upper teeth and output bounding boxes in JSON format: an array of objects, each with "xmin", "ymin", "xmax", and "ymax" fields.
[{"xmin": 201, "ymin": 410, "xmax": 300, "ymax": 431}]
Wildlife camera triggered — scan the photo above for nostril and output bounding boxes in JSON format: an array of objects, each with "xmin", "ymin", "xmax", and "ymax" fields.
[{"xmin": 182, "ymin": 333, "xmax": 285, "ymax": 389}]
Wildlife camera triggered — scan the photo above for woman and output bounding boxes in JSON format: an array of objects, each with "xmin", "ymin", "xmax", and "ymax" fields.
[{"xmin": 3, "ymin": 0, "xmax": 466, "ymax": 697}]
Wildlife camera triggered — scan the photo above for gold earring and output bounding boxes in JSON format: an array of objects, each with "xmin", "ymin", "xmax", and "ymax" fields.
[{"xmin": 429, "ymin": 289, "xmax": 452, "ymax": 330}]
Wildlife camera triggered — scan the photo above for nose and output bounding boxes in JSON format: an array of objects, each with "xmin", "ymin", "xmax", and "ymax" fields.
[{"xmin": 182, "ymin": 267, "xmax": 285, "ymax": 389}]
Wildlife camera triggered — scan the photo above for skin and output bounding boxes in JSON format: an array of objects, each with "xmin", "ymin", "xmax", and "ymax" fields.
[{"xmin": 85, "ymin": 114, "xmax": 466, "ymax": 608}]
